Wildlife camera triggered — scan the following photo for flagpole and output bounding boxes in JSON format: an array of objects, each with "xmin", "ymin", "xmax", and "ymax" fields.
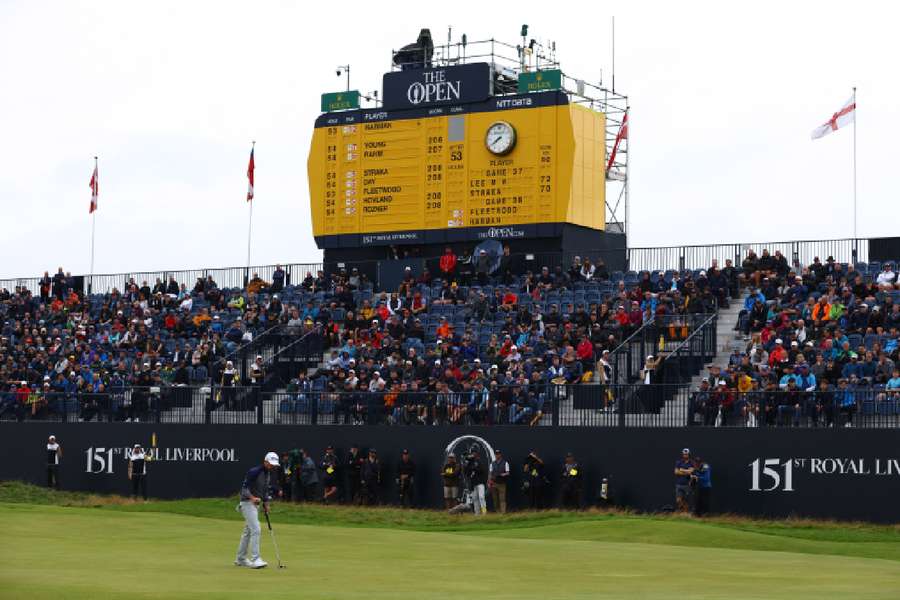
[
  {"xmin": 852, "ymin": 87, "xmax": 857, "ymax": 244},
  {"xmin": 90, "ymin": 156, "xmax": 97, "ymax": 295},
  {"xmin": 246, "ymin": 141, "xmax": 255, "ymax": 273}
]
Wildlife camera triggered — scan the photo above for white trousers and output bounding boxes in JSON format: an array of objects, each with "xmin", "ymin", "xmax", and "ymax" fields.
[
  {"xmin": 471, "ymin": 484, "xmax": 486, "ymax": 515},
  {"xmin": 236, "ymin": 501, "xmax": 261, "ymax": 561}
]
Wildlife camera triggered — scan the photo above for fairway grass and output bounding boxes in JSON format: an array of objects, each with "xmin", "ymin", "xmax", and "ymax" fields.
[{"xmin": 2, "ymin": 484, "xmax": 900, "ymax": 599}]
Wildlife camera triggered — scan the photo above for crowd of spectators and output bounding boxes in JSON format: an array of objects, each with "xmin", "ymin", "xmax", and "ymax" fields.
[
  {"xmin": 0, "ymin": 266, "xmax": 284, "ymax": 421},
  {"xmin": 281, "ymin": 246, "xmax": 719, "ymax": 426},
  {"xmin": 691, "ymin": 254, "xmax": 900, "ymax": 427}
]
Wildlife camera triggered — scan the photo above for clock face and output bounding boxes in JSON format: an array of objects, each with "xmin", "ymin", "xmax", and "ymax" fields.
[{"xmin": 485, "ymin": 121, "xmax": 516, "ymax": 155}]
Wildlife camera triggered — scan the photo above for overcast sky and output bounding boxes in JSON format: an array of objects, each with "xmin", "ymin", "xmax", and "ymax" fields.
[{"xmin": 1, "ymin": 1, "xmax": 896, "ymax": 279}]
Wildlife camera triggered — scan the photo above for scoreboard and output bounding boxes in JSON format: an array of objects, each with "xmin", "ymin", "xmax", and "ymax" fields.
[{"xmin": 308, "ymin": 81, "xmax": 606, "ymax": 248}]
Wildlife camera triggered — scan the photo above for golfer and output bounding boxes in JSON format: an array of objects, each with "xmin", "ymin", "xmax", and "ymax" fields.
[{"xmin": 235, "ymin": 452, "xmax": 279, "ymax": 568}]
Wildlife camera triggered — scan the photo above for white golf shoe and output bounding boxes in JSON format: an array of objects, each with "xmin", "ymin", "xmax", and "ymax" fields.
[
  {"xmin": 249, "ymin": 558, "xmax": 268, "ymax": 569},
  {"xmin": 234, "ymin": 558, "xmax": 252, "ymax": 567}
]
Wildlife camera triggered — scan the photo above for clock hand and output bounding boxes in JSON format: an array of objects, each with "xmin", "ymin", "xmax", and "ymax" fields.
[{"xmin": 493, "ymin": 136, "xmax": 503, "ymax": 145}]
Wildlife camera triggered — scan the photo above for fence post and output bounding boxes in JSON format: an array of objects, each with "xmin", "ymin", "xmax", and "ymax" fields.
[
  {"xmin": 256, "ymin": 388, "xmax": 263, "ymax": 424},
  {"xmin": 551, "ymin": 390, "xmax": 559, "ymax": 427},
  {"xmin": 205, "ymin": 385, "xmax": 213, "ymax": 425},
  {"xmin": 617, "ymin": 386, "xmax": 625, "ymax": 428}
]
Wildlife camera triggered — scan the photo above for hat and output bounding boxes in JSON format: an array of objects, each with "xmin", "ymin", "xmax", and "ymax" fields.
[
  {"xmin": 48, "ymin": 435, "xmax": 55, "ymax": 441},
  {"xmin": 434, "ymin": 359, "xmax": 441, "ymax": 365},
  {"xmin": 401, "ymin": 449, "xmax": 409, "ymax": 454},
  {"xmin": 775, "ymin": 338, "xmax": 783, "ymax": 345},
  {"xmin": 369, "ymin": 448, "xmax": 377, "ymax": 454},
  {"xmin": 701, "ymin": 377, "xmax": 709, "ymax": 382},
  {"xmin": 682, "ymin": 448, "xmax": 690, "ymax": 454},
  {"xmin": 495, "ymin": 449, "xmax": 503, "ymax": 454},
  {"xmin": 646, "ymin": 354, "xmax": 654, "ymax": 360},
  {"xmin": 791, "ymin": 341, "xmax": 798, "ymax": 347},
  {"xmin": 133, "ymin": 443, "xmax": 142, "ymax": 449},
  {"xmin": 264, "ymin": 452, "xmax": 280, "ymax": 466}
]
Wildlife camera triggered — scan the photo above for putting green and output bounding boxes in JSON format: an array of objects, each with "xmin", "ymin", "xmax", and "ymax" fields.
[{"xmin": 2, "ymin": 502, "xmax": 900, "ymax": 599}]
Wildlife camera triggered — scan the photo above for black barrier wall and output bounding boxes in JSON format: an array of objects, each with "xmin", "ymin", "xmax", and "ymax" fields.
[{"xmin": 3, "ymin": 424, "xmax": 899, "ymax": 523}]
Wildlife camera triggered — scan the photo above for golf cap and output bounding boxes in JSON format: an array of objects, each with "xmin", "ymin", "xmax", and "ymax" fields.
[
  {"xmin": 682, "ymin": 448, "xmax": 690, "ymax": 454},
  {"xmin": 48, "ymin": 435, "xmax": 55, "ymax": 441},
  {"xmin": 775, "ymin": 338, "xmax": 783, "ymax": 344},
  {"xmin": 791, "ymin": 341, "xmax": 798, "ymax": 347},
  {"xmin": 264, "ymin": 452, "xmax": 280, "ymax": 466},
  {"xmin": 133, "ymin": 443, "xmax": 142, "ymax": 448}
]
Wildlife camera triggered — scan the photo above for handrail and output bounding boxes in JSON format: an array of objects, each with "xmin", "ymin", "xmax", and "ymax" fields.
[
  {"xmin": 661, "ymin": 312, "xmax": 719, "ymax": 364},
  {"xmin": 267, "ymin": 328, "xmax": 320, "ymax": 363},
  {"xmin": 222, "ymin": 323, "xmax": 283, "ymax": 363}
]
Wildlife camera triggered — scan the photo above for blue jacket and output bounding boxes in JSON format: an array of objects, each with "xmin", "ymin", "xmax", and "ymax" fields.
[{"xmin": 695, "ymin": 463, "xmax": 712, "ymax": 488}]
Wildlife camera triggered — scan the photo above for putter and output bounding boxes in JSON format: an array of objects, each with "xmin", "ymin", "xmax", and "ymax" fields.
[{"xmin": 263, "ymin": 505, "xmax": 286, "ymax": 569}]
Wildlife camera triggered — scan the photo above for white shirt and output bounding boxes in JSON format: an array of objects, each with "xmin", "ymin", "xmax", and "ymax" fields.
[{"xmin": 876, "ymin": 271, "xmax": 896, "ymax": 285}]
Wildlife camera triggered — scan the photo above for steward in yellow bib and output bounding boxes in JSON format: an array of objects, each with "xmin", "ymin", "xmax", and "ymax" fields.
[{"xmin": 561, "ymin": 452, "xmax": 583, "ymax": 509}]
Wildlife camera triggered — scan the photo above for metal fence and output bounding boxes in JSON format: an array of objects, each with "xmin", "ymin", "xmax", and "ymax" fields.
[
  {"xmin": 627, "ymin": 238, "xmax": 869, "ymax": 273},
  {"xmin": 4, "ymin": 236, "xmax": 893, "ymax": 298},
  {"xmin": 5, "ymin": 384, "xmax": 896, "ymax": 428}
]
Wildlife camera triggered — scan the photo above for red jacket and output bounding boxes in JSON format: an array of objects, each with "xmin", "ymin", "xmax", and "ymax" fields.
[{"xmin": 439, "ymin": 253, "xmax": 457, "ymax": 274}]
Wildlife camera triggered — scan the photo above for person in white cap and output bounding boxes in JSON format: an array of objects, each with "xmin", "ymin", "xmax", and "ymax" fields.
[
  {"xmin": 46, "ymin": 435, "xmax": 62, "ymax": 489},
  {"xmin": 235, "ymin": 452, "xmax": 280, "ymax": 568},
  {"xmin": 128, "ymin": 444, "xmax": 149, "ymax": 500}
]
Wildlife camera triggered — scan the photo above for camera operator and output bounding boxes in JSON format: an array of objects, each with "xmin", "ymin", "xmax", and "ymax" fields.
[
  {"xmin": 127, "ymin": 444, "xmax": 149, "ymax": 500},
  {"xmin": 560, "ymin": 452, "xmax": 583, "ymax": 509},
  {"xmin": 464, "ymin": 447, "xmax": 487, "ymax": 515},
  {"xmin": 46, "ymin": 435, "xmax": 62, "ymax": 489},
  {"xmin": 522, "ymin": 450, "xmax": 547, "ymax": 509},
  {"xmin": 396, "ymin": 449, "xmax": 416, "ymax": 508},
  {"xmin": 488, "ymin": 449, "xmax": 510, "ymax": 513},
  {"xmin": 692, "ymin": 455, "xmax": 712, "ymax": 516},
  {"xmin": 441, "ymin": 453, "xmax": 462, "ymax": 509}
]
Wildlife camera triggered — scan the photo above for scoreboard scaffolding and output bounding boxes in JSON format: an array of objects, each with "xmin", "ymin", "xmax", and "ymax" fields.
[{"xmin": 307, "ymin": 32, "xmax": 628, "ymax": 254}]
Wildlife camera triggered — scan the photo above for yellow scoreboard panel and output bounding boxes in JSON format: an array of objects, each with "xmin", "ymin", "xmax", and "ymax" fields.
[{"xmin": 308, "ymin": 98, "xmax": 605, "ymax": 244}]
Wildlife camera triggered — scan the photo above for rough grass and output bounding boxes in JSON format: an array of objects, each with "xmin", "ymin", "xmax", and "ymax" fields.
[{"xmin": 3, "ymin": 480, "xmax": 899, "ymax": 547}]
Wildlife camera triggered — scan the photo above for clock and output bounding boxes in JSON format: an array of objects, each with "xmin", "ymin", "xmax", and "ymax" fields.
[{"xmin": 485, "ymin": 121, "xmax": 516, "ymax": 155}]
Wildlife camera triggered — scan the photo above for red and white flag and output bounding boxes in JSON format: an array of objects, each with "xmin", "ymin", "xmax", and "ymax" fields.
[
  {"xmin": 89, "ymin": 163, "xmax": 99, "ymax": 213},
  {"xmin": 811, "ymin": 96, "xmax": 855, "ymax": 140},
  {"xmin": 606, "ymin": 112, "xmax": 628, "ymax": 171},
  {"xmin": 246, "ymin": 146, "xmax": 255, "ymax": 202}
]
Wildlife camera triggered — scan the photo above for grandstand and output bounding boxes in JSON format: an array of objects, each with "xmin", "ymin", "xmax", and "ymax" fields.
[{"xmin": 2, "ymin": 237, "xmax": 897, "ymax": 429}]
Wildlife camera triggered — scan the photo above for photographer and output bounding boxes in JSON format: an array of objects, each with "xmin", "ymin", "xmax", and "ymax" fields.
[
  {"xmin": 127, "ymin": 444, "xmax": 149, "ymax": 500},
  {"xmin": 46, "ymin": 435, "xmax": 62, "ymax": 489},
  {"xmin": 560, "ymin": 452, "xmax": 583, "ymax": 510},
  {"xmin": 441, "ymin": 453, "xmax": 461, "ymax": 509},
  {"xmin": 464, "ymin": 448, "xmax": 487, "ymax": 516},
  {"xmin": 360, "ymin": 448, "xmax": 381, "ymax": 505},
  {"xmin": 320, "ymin": 446, "xmax": 339, "ymax": 504},
  {"xmin": 488, "ymin": 449, "xmax": 510, "ymax": 513},
  {"xmin": 345, "ymin": 443, "xmax": 364, "ymax": 504},
  {"xmin": 396, "ymin": 449, "xmax": 416, "ymax": 508},
  {"xmin": 522, "ymin": 450, "xmax": 547, "ymax": 510}
]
